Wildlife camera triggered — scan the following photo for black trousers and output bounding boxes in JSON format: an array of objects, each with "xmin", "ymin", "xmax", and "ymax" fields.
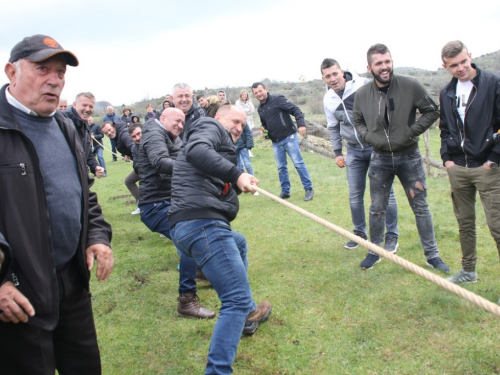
[{"xmin": 0, "ymin": 256, "xmax": 101, "ymax": 375}]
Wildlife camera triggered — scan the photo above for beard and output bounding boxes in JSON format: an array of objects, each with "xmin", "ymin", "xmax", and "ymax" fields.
[{"xmin": 372, "ymin": 68, "xmax": 393, "ymax": 86}]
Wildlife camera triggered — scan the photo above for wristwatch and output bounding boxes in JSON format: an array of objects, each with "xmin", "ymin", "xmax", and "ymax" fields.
[{"xmin": 486, "ymin": 160, "xmax": 498, "ymax": 168}]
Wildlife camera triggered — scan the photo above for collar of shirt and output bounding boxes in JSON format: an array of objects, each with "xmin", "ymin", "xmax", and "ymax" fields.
[{"xmin": 5, "ymin": 86, "xmax": 56, "ymax": 117}]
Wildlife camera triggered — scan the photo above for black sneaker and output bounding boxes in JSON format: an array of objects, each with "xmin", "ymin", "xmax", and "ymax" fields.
[
  {"xmin": 383, "ymin": 237, "xmax": 399, "ymax": 253},
  {"xmin": 278, "ymin": 192, "xmax": 290, "ymax": 199},
  {"xmin": 360, "ymin": 253, "xmax": 381, "ymax": 270},
  {"xmin": 304, "ymin": 189, "xmax": 314, "ymax": 201},
  {"xmin": 344, "ymin": 240, "xmax": 359, "ymax": 249},
  {"xmin": 426, "ymin": 257, "xmax": 450, "ymax": 274}
]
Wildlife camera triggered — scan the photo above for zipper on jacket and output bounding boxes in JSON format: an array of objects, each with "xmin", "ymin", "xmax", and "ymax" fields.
[
  {"xmin": 0, "ymin": 162, "xmax": 27, "ymax": 175},
  {"xmin": 378, "ymin": 91, "xmax": 393, "ymax": 156},
  {"xmin": 341, "ymin": 100, "xmax": 364, "ymax": 148}
]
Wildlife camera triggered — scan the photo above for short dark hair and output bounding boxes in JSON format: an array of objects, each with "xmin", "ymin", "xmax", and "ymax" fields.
[
  {"xmin": 367, "ymin": 43, "xmax": 391, "ymax": 65},
  {"xmin": 251, "ymin": 82, "xmax": 266, "ymax": 90},
  {"xmin": 320, "ymin": 58, "xmax": 340, "ymax": 74},
  {"xmin": 102, "ymin": 121, "xmax": 115, "ymax": 128},
  {"xmin": 196, "ymin": 94, "xmax": 206, "ymax": 101},
  {"xmin": 128, "ymin": 124, "xmax": 142, "ymax": 134},
  {"xmin": 441, "ymin": 40, "xmax": 467, "ymax": 63}
]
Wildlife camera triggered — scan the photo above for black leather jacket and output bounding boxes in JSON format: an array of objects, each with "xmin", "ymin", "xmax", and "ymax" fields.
[
  {"xmin": 0, "ymin": 84, "xmax": 112, "ymax": 330},
  {"xmin": 439, "ymin": 64, "xmax": 500, "ymax": 167}
]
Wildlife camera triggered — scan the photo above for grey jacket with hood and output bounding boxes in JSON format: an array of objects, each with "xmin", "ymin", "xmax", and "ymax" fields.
[{"xmin": 323, "ymin": 71, "xmax": 371, "ymax": 156}]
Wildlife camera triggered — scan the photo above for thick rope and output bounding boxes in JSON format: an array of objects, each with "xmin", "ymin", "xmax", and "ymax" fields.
[
  {"xmin": 253, "ymin": 186, "xmax": 500, "ymax": 318},
  {"xmin": 91, "ymin": 135, "xmax": 125, "ymax": 160}
]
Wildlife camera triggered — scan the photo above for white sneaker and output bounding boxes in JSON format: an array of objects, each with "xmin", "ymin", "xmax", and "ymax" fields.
[
  {"xmin": 160, "ymin": 234, "xmax": 166, "ymax": 238},
  {"xmin": 253, "ymin": 191, "xmax": 260, "ymax": 196},
  {"xmin": 249, "ymin": 150, "xmax": 254, "ymax": 158},
  {"xmin": 131, "ymin": 208, "xmax": 140, "ymax": 215}
]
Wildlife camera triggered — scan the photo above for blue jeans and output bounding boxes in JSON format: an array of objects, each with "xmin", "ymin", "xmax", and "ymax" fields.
[
  {"xmin": 139, "ymin": 200, "xmax": 197, "ymax": 294},
  {"xmin": 345, "ymin": 144, "xmax": 398, "ymax": 239},
  {"xmin": 94, "ymin": 147, "xmax": 106, "ymax": 171},
  {"xmin": 368, "ymin": 150, "xmax": 438, "ymax": 259},
  {"xmin": 237, "ymin": 148, "xmax": 254, "ymax": 175},
  {"xmin": 110, "ymin": 137, "xmax": 117, "ymax": 160},
  {"xmin": 272, "ymin": 133, "xmax": 313, "ymax": 195},
  {"xmin": 171, "ymin": 219, "xmax": 256, "ymax": 375}
]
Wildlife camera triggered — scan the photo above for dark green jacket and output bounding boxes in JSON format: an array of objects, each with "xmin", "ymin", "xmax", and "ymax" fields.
[{"xmin": 353, "ymin": 74, "xmax": 439, "ymax": 156}]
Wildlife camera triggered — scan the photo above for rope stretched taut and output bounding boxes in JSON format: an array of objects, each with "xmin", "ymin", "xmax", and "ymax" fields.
[
  {"xmin": 253, "ymin": 186, "xmax": 500, "ymax": 319},
  {"xmin": 91, "ymin": 135, "xmax": 124, "ymax": 160}
]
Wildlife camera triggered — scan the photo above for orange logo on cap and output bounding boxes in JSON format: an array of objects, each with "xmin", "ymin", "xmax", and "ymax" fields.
[{"xmin": 43, "ymin": 38, "xmax": 59, "ymax": 48}]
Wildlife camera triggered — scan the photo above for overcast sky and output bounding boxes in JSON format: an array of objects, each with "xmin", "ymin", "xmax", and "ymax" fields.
[{"xmin": 1, "ymin": 0, "xmax": 499, "ymax": 106}]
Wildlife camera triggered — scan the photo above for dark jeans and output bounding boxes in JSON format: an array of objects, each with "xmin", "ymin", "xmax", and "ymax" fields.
[
  {"xmin": 140, "ymin": 200, "xmax": 197, "ymax": 294},
  {"xmin": 345, "ymin": 144, "xmax": 398, "ymax": 239},
  {"xmin": 368, "ymin": 150, "xmax": 439, "ymax": 259},
  {"xmin": 0, "ymin": 256, "xmax": 101, "ymax": 375},
  {"xmin": 110, "ymin": 137, "xmax": 117, "ymax": 161}
]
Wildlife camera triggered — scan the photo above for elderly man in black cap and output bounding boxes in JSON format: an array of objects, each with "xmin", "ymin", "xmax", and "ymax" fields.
[{"xmin": 0, "ymin": 34, "xmax": 113, "ymax": 374}]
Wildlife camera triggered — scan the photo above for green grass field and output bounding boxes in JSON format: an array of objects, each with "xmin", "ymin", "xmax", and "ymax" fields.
[{"xmin": 89, "ymin": 128, "xmax": 500, "ymax": 374}]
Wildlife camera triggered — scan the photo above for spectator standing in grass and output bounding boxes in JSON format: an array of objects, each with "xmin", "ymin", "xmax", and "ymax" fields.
[
  {"xmin": 103, "ymin": 105, "xmax": 121, "ymax": 161},
  {"xmin": 236, "ymin": 89, "xmax": 256, "ymax": 158},
  {"xmin": 121, "ymin": 107, "xmax": 133, "ymax": 126},
  {"xmin": 57, "ymin": 97, "xmax": 67, "ymax": 110},
  {"xmin": 144, "ymin": 103, "xmax": 159, "ymax": 123},
  {"xmin": 0, "ymin": 34, "xmax": 113, "ymax": 374},
  {"xmin": 252, "ymin": 81, "xmax": 314, "ymax": 201},
  {"xmin": 321, "ymin": 58, "xmax": 399, "ymax": 251},
  {"xmin": 63, "ymin": 92, "xmax": 105, "ymax": 178},
  {"xmin": 172, "ymin": 83, "xmax": 205, "ymax": 140},
  {"xmin": 137, "ymin": 108, "xmax": 215, "ymax": 319},
  {"xmin": 101, "ymin": 120, "xmax": 142, "ymax": 214},
  {"xmin": 89, "ymin": 116, "xmax": 106, "ymax": 176},
  {"xmin": 196, "ymin": 94, "xmax": 221, "ymax": 118},
  {"xmin": 353, "ymin": 43, "xmax": 449, "ymax": 273},
  {"xmin": 235, "ymin": 122, "xmax": 254, "ymax": 176},
  {"xmin": 169, "ymin": 105, "xmax": 271, "ymax": 374},
  {"xmin": 439, "ymin": 40, "xmax": 500, "ymax": 291}
]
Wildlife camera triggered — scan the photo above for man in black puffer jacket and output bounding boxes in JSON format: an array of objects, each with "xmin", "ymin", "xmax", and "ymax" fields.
[
  {"xmin": 439, "ymin": 40, "xmax": 500, "ymax": 289},
  {"xmin": 137, "ymin": 108, "xmax": 215, "ymax": 319},
  {"xmin": 168, "ymin": 105, "xmax": 271, "ymax": 375}
]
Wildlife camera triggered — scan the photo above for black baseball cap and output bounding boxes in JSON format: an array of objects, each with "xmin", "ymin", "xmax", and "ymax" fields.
[{"xmin": 9, "ymin": 34, "xmax": 79, "ymax": 66}]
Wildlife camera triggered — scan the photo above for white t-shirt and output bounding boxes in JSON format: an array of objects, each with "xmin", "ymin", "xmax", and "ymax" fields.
[{"xmin": 456, "ymin": 80, "xmax": 473, "ymax": 123}]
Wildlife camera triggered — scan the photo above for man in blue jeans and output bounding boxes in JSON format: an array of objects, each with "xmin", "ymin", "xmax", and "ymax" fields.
[
  {"xmin": 321, "ymin": 58, "xmax": 399, "ymax": 251},
  {"xmin": 89, "ymin": 116, "xmax": 106, "ymax": 176},
  {"xmin": 169, "ymin": 105, "xmax": 271, "ymax": 374},
  {"xmin": 252, "ymin": 82, "xmax": 314, "ymax": 201},
  {"xmin": 353, "ymin": 43, "xmax": 450, "ymax": 273},
  {"xmin": 136, "ymin": 108, "xmax": 215, "ymax": 319}
]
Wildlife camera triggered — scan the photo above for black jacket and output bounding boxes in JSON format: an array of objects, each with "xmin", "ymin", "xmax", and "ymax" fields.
[
  {"xmin": 0, "ymin": 84, "xmax": 112, "ymax": 330},
  {"xmin": 114, "ymin": 120, "xmax": 136, "ymax": 158},
  {"xmin": 137, "ymin": 119, "xmax": 182, "ymax": 204},
  {"xmin": 169, "ymin": 117, "xmax": 242, "ymax": 228},
  {"xmin": 62, "ymin": 107, "xmax": 99, "ymax": 174},
  {"xmin": 89, "ymin": 122, "xmax": 104, "ymax": 150},
  {"xmin": 257, "ymin": 93, "xmax": 305, "ymax": 142},
  {"xmin": 439, "ymin": 64, "xmax": 500, "ymax": 167},
  {"xmin": 180, "ymin": 104, "xmax": 206, "ymax": 141}
]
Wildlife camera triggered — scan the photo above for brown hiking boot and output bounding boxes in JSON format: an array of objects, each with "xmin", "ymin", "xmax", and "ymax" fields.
[
  {"xmin": 243, "ymin": 301, "xmax": 272, "ymax": 335},
  {"xmin": 195, "ymin": 269, "xmax": 212, "ymax": 286},
  {"xmin": 177, "ymin": 292, "xmax": 216, "ymax": 319}
]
